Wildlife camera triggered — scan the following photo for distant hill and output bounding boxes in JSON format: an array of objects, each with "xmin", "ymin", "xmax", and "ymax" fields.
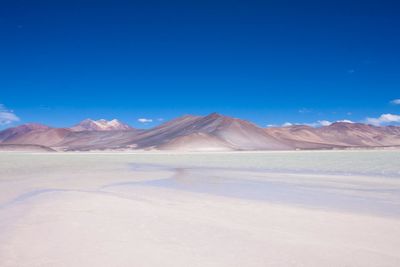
[
  {"xmin": 265, "ymin": 122, "xmax": 400, "ymax": 148},
  {"xmin": 131, "ymin": 113, "xmax": 291, "ymax": 151},
  {"xmin": 1, "ymin": 113, "xmax": 400, "ymax": 151},
  {"xmin": 70, "ymin": 119, "xmax": 133, "ymax": 131}
]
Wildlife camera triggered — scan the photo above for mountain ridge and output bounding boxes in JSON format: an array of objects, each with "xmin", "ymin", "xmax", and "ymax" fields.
[
  {"xmin": 1, "ymin": 114, "xmax": 400, "ymax": 151},
  {"xmin": 70, "ymin": 119, "xmax": 133, "ymax": 131}
]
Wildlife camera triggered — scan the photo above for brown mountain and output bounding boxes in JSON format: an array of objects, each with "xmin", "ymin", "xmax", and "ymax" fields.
[
  {"xmin": 70, "ymin": 119, "xmax": 133, "ymax": 131},
  {"xmin": 57, "ymin": 129, "xmax": 142, "ymax": 151},
  {"xmin": 1, "ymin": 114, "xmax": 400, "ymax": 151},
  {"xmin": 0, "ymin": 123, "xmax": 72, "ymax": 147},
  {"xmin": 118, "ymin": 113, "xmax": 291, "ymax": 151},
  {"xmin": 264, "ymin": 125, "xmax": 340, "ymax": 149},
  {"xmin": 266, "ymin": 122, "xmax": 400, "ymax": 148},
  {"xmin": 0, "ymin": 123, "xmax": 50, "ymax": 142}
]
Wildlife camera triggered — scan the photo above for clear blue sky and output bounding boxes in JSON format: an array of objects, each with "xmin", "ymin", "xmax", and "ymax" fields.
[{"xmin": 1, "ymin": 0, "xmax": 399, "ymax": 128}]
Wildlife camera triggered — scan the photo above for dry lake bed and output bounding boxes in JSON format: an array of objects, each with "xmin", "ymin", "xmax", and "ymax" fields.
[{"xmin": 0, "ymin": 150, "xmax": 400, "ymax": 266}]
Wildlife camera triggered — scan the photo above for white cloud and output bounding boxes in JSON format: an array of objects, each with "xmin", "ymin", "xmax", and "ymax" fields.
[
  {"xmin": 303, "ymin": 120, "xmax": 333, "ymax": 127},
  {"xmin": 390, "ymin": 99, "xmax": 400, "ymax": 105},
  {"xmin": 137, "ymin": 118, "xmax": 153, "ymax": 123},
  {"xmin": 278, "ymin": 120, "xmax": 332, "ymax": 128},
  {"xmin": 317, "ymin": 120, "xmax": 332, "ymax": 126},
  {"xmin": 336, "ymin": 119, "xmax": 354, "ymax": 123},
  {"xmin": 0, "ymin": 104, "xmax": 20, "ymax": 125},
  {"xmin": 298, "ymin": 108, "xmax": 311, "ymax": 114},
  {"xmin": 281, "ymin": 119, "xmax": 354, "ymax": 128},
  {"xmin": 366, "ymin": 113, "xmax": 400, "ymax": 126}
]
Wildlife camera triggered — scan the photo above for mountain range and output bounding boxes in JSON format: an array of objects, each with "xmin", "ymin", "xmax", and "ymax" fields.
[{"xmin": 1, "ymin": 113, "xmax": 400, "ymax": 152}]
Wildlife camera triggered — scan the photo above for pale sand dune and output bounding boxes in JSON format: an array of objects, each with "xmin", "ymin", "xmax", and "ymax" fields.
[{"xmin": 0, "ymin": 151, "xmax": 400, "ymax": 266}]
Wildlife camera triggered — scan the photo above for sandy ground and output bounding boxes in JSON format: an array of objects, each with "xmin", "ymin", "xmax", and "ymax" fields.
[{"xmin": 0, "ymin": 151, "xmax": 400, "ymax": 267}]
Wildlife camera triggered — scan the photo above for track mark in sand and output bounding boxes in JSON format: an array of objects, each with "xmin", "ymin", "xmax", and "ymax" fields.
[{"xmin": 0, "ymin": 188, "xmax": 150, "ymax": 210}]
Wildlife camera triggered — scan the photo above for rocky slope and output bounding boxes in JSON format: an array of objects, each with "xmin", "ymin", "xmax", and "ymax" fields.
[{"xmin": 1, "ymin": 114, "xmax": 400, "ymax": 151}]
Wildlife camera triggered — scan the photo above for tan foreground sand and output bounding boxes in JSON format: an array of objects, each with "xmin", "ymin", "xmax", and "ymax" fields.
[{"xmin": 0, "ymin": 152, "xmax": 400, "ymax": 266}]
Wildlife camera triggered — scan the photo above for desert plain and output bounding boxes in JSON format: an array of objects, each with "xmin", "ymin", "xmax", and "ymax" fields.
[{"xmin": 0, "ymin": 150, "xmax": 400, "ymax": 267}]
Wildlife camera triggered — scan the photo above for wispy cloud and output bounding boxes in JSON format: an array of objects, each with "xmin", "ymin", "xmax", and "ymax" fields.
[
  {"xmin": 137, "ymin": 118, "xmax": 153, "ymax": 123},
  {"xmin": 336, "ymin": 119, "xmax": 354, "ymax": 123},
  {"xmin": 365, "ymin": 114, "xmax": 400, "ymax": 126},
  {"xmin": 280, "ymin": 119, "xmax": 354, "ymax": 128},
  {"xmin": 347, "ymin": 69, "xmax": 355, "ymax": 74},
  {"xmin": 278, "ymin": 120, "xmax": 332, "ymax": 127},
  {"xmin": 298, "ymin": 108, "xmax": 311, "ymax": 114},
  {"xmin": 0, "ymin": 104, "xmax": 20, "ymax": 125},
  {"xmin": 305, "ymin": 120, "xmax": 332, "ymax": 127},
  {"xmin": 390, "ymin": 99, "xmax": 400, "ymax": 105}
]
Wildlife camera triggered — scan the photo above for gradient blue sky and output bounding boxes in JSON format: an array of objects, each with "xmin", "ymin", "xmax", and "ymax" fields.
[{"xmin": 1, "ymin": 0, "xmax": 400, "ymax": 129}]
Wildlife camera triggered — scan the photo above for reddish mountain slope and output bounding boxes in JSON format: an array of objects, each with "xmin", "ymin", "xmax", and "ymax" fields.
[
  {"xmin": 1, "ymin": 115, "xmax": 400, "ymax": 151},
  {"xmin": 0, "ymin": 123, "xmax": 50, "ymax": 142},
  {"xmin": 124, "ymin": 113, "xmax": 292, "ymax": 150}
]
